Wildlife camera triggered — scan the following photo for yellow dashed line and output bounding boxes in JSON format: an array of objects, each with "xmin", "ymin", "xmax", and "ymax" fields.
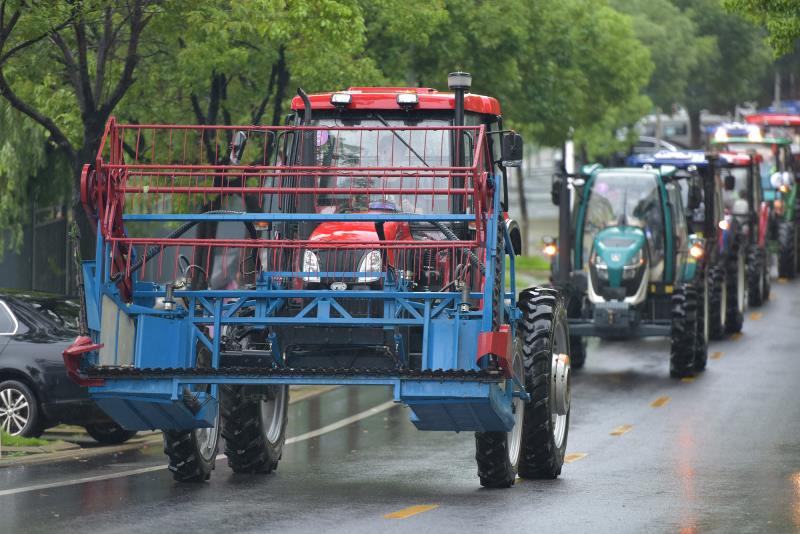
[
  {"xmin": 384, "ymin": 504, "xmax": 439, "ymax": 519},
  {"xmin": 731, "ymin": 332, "xmax": 743, "ymax": 341},
  {"xmin": 564, "ymin": 452, "xmax": 587, "ymax": 463},
  {"xmin": 750, "ymin": 311, "xmax": 763, "ymax": 321},
  {"xmin": 610, "ymin": 424, "xmax": 633, "ymax": 436},
  {"xmin": 710, "ymin": 351, "xmax": 723, "ymax": 360},
  {"xmin": 650, "ymin": 396, "xmax": 671, "ymax": 408},
  {"xmin": 681, "ymin": 377, "xmax": 695, "ymax": 383}
]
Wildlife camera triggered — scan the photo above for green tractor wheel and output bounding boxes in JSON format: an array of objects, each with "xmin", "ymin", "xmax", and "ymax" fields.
[{"xmin": 670, "ymin": 283, "xmax": 697, "ymax": 379}]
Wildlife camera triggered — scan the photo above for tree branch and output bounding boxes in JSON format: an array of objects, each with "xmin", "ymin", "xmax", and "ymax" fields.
[
  {"xmin": 99, "ymin": 0, "xmax": 149, "ymax": 116},
  {"xmin": 0, "ymin": 69, "xmax": 75, "ymax": 161},
  {"xmin": 72, "ymin": 16, "xmax": 95, "ymax": 112},
  {"xmin": 251, "ymin": 59, "xmax": 279, "ymax": 124},
  {"xmin": 93, "ymin": 6, "xmax": 113, "ymax": 102}
]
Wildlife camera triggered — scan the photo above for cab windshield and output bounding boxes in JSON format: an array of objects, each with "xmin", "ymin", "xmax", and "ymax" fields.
[
  {"xmin": 582, "ymin": 172, "xmax": 664, "ymax": 267},
  {"xmin": 308, "ymin": 118, "xmax": 459, "ymax": 214}
]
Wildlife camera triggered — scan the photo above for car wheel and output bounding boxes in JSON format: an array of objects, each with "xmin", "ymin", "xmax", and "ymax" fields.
[
  {"xmin": 85, "ymin": 422, "xmax": 138, "ymax": 444},
  {"xmin": 0, "ymin": 380, "xmax": 42, "ymax": 437}
]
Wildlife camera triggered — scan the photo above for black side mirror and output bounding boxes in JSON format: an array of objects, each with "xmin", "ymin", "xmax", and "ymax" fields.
[
  {"xmin": 551, "ymin": 174, "xmax": 562, "ymax": 206},
  {"xmin": 229, "ymin": 130, "xmax": 248, "ymax": 164},
  {"xmin": 724, "ymin": 174, "xmax": 736, "ymax": 191},
  {"xmin": 501, "ymin": 132, "xmax": 523, "ymax": 167}
]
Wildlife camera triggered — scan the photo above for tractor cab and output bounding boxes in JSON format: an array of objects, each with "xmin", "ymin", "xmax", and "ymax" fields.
[
  {"xmin": 711, "ymin": 122, "xmax": 794, "ymax": 202},
  {"xmin": 549, "ymin": 156, "xmax": 710, "ymax": 377},
  {"xmin": 576, "ymin": 167, "xmax": 686, "ymax": 306}
]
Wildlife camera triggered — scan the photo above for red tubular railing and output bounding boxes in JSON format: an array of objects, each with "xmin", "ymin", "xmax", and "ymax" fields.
[{"xmin": 86, "ymin": 119, "xmax": 493, "ymax": 289}]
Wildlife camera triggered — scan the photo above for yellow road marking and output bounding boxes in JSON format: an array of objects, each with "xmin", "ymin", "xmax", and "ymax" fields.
[
  {"xmin": 681, "ymin": 377, "xmax": 695, "ymax": 383},
  {"xmin": 610, "ymin": 424, "xmax": 633, "ymax": 436},
  {"xmin": 710, "ymin": 351, "xmax": 723, "ymax": 360},
  {"xmin": 650, "ymin": 396, "xmax": 671, "ymax": 408},
  {"xmin": 750, "ymin": 311, "xmax": 763, "ymax": 321},
  {"xmin": 731, "ymin": 332, "xmax": 743, "ymax": 341},
  {"xmin": 385, "ymin": 504, "xmax": 439, "ymax": 519},
  {"xmin": 564, "ymin": 452, "xmax": 587, "ymax": 463}
]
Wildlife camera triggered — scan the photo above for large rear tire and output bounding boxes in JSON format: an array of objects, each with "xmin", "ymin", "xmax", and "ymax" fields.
[
  {"xmin": 670, "ymin": 283, "xmax": 697, "ymax": 379},
  {"xmin": 221, "ymin": 384, "xmax": 289, "ymax": 474},
  {"xmin": 778, "ymin": 221, "xmax": 797, "ymax": 279},
  {"xmin": 517, "ymin": 288, "xmax": 570, "ymax": 479}
]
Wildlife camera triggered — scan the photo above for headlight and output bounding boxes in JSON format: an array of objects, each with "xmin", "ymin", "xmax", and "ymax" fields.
[
  {"xmin": 302, "ymin": 250, "xmax": 320, "ymax": 283},
  {"xmin": 591, "ymin": 252, "xmax": 608, "ymax": 280},
  {"xmin": 623, "ymin": 250, "xmax": 645, "ymax": 280},
  {"xmin": 357, "ymin": 250, "xmax": 382, "ymax": 283}
]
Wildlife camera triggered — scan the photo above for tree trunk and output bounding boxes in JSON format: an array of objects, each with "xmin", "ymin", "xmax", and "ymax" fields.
[
  {"xmin": 515, "ymin": 166, "xmax": 528, "ymax": 255},
  {"xmin": 688, "ymin": 107, "xmax": 702, "ymax": 149}
]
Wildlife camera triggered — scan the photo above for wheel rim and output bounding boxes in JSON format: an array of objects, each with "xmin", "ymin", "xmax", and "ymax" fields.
[
  {"xmin": 720, "ymin": 276, "xmax": 727, "ymax": 327},
  {"xmin": 261, "ymin": 386, "xmax": 288, "ymax": 444},
  {"xmin": 507, "ymin": 337, "xmax": 525, "ymax": 467},
  {"xmin": 703, "ymin": 279, "xmax": 709, "ymax": 341},
  {"xmin": 193, "ymin": 409, "xmax": 220, "ymax": 462},
  {"xmin": 551, "ymin": 318, "xmax": 570, "ymax": 449},
  {"xmin": 737, "ymin": 255, "xmax": 745, "ymax": 312},
  {"xmin": 0, "ymin": 387, "xmax": 30, "ymax": 436}
]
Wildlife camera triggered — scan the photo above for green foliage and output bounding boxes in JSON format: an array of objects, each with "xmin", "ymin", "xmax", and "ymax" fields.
[
  {"xmin": 0, "ymin": 102, "xmax": 69, "ymax": 254},
  {"xmin": 675, "ymin": 0, "xmax": 772, "ymax": 115},
  {"xmin": 0, "ymin": 429, "xmax": 49, "ymax": 447},
  {"xmin": 724, "ymin": 0, "xmax": 800, "ymax": 57},
  {"xmin": 610, "ymin": 0, "xmax": 703, "ymax": 111}
]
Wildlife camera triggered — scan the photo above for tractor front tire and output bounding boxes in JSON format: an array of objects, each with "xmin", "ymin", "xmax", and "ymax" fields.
[
  {"xmin": 163, "ymin": 418, "xmax": 220, "ymax": 482},
  {"xmin": 670, "ymin": 284, "xmax": 697, "ymax": 379},
  {"xmin": 778, "ymin": 221, "xmax": 797, "ymax": 279},
  {"xmin": 708, "ymin": 266, "xmax": 727, "ymax": 340},
  {"xmin": 694, "ymin": 271, "xmax": 709, "ymax": 372},
  {"xmin": 517, "ymin": 288, "xmax": 570, "ymax": 479},
  {"xmin": 221, "ymin": 384, "xmax": 289, "ymax": 474},
  {"xmin": 725, "ymin": 249, "xmax": 745, "ymax": 334},
  {"xmin": 569, "ymin": 336, "xmax": 586, "ymax": 369},
  {"xmin": 747, "ymin": 247, "xmax": 768, "ymax": 307}
]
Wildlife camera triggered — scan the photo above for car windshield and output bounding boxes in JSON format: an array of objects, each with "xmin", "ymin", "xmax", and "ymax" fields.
[
  {"xmin": 308, "ymin": 118, "xmax": 458, "ymax": 214},
  {"xmin": 582, "ymin": 172, "xmax": 664, "ymax": 267}
]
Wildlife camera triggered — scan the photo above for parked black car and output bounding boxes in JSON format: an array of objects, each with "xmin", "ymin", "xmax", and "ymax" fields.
[{"xmin": 0, "ymin": 290, "xmax": 136, "ymax": 443}]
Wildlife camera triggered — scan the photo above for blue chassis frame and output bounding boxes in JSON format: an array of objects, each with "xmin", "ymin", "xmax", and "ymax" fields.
[{"xmin": 81, "ymin": 181, "xmax": 529, "ymax": 433}]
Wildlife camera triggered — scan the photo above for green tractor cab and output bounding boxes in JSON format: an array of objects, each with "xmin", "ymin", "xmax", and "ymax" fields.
[{"xmin": 549, "ymin": 162, "xmax": 710, "ymax": 378}]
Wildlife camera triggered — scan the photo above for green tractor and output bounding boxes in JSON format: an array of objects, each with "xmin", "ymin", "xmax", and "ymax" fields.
[
  {"xmin": 548, "ymin": 160, "xmax": 712, "ymax": 378},
  {"xmin": 711, "ymin": 122, "xmax": 798, "ymax": 279}
]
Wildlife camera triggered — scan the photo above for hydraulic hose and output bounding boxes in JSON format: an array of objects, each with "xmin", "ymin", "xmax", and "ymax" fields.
[
  {"xmin": 111, "ymin": 211, "xmax": 257, "ymax": 282},
  {"xmin": 431, "ymin": 221, "xmax": 486, "ymax": 275}
]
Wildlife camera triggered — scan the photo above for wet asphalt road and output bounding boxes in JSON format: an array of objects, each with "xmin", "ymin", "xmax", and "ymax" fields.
[{"xmin": 2, "ymin": 281, "xmax": 800, "ymax": 533}]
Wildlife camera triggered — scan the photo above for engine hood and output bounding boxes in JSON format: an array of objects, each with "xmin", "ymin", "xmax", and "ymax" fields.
[{"xmin": 592, "ymin": 226, "xmax": 646, "ymax": 287}]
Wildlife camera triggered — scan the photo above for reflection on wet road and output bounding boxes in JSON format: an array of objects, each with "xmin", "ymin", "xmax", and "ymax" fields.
[{"xmin": 2, "ymin": 283, "xmax": 800, "ymax": 533}]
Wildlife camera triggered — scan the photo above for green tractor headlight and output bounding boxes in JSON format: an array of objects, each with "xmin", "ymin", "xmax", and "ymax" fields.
[
  {"xmin": 622, "ymin": 250, "xmax": 644, "ymax": 280},
  {"xmin": 590, "ymin": 251, "xmax": 608, "ymax": 280}
]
